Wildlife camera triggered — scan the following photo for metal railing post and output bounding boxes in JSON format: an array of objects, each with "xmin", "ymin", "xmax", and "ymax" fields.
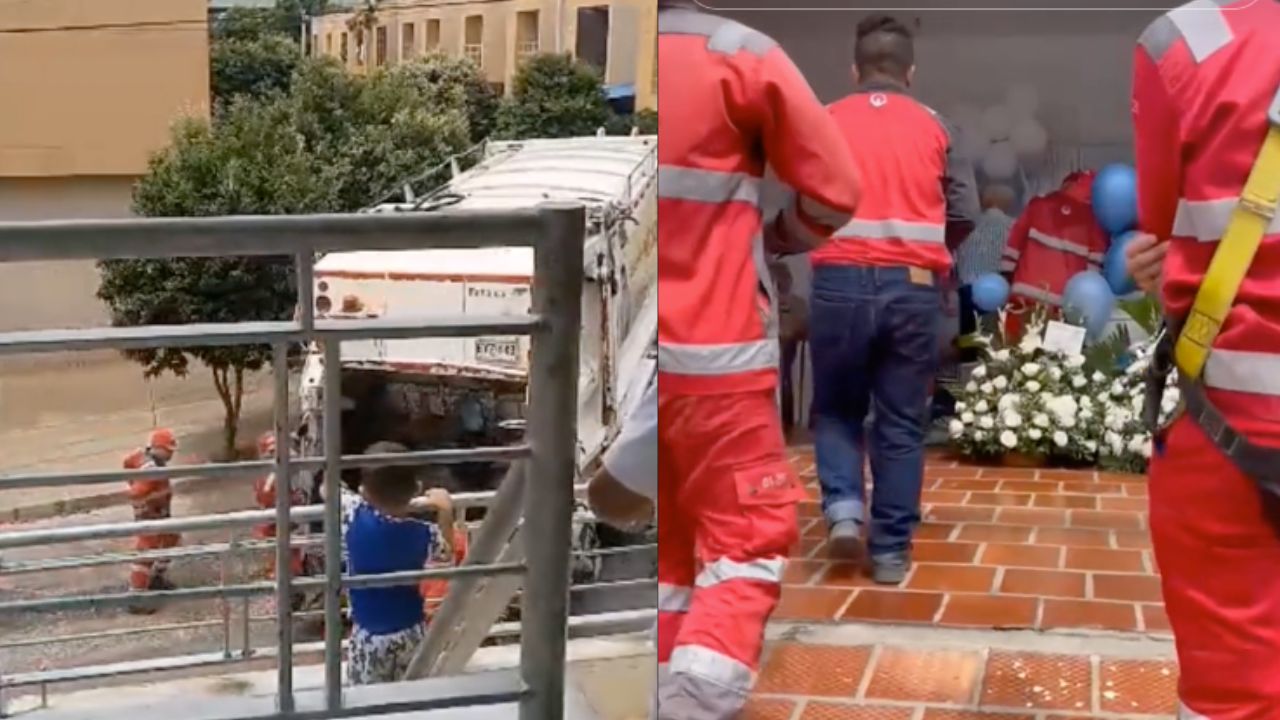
[
  {"xmin": 322, "ymin": 340, "xmax": 344, "ymax": 711},
  {"xmin": 519, "ymin": 203, "xmax": 584, "ymax": 720},
  {"xmin": 273, "ymin": 342, "xmax": 296, "ymax": 714}
]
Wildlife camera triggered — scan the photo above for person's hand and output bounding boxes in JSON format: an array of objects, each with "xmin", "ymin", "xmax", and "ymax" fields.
[
  {"xmin": 1124, "ymin": 232, "xmax": 1167, "ymax": 294},
  {"xmin": 587, "ymin": 467, "xmax": 654, "ymax": 530},
  {"xmin": 423, "ymin": 488, "xmax": 453, "ymax": 515}
]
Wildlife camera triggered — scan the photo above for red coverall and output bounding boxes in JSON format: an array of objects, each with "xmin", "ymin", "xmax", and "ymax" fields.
[
  {"xmin": 657, "ymin": 3, "xmax": 861, "ymax": 717},
  {"xmin": 999, "ymin": 172, "xmax": 1109, "ymax": 340},
  {"xmin": 125, "ymin": 449, "xmax": 181, "ymax": 592},
  {"xmin": 252, "ymin": 471, "xmax": 308, "ymax": 578},
  {"xmin": 1134, "ymin": 3, "xmax": 1280, "ymax": 717}
]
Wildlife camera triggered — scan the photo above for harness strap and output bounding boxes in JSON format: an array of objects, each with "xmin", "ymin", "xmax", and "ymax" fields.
[{"xmin": 1176, "ymin": 374, "xmax": 1280, "ymax": 497}]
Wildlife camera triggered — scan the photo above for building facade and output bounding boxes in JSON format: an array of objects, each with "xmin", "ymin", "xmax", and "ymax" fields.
[
  {"xmin": 0, "ymin": 0, "xmax": 211, "ymax": 335},
  {"xmin": 310, "ymin": 0, "xmax": 656, "ymax": 110}
]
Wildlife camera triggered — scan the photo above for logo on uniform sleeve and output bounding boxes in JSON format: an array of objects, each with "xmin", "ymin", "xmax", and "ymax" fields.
[{"xmin": 870, "ymin": 93, "xmax": 888, "ymax": 108}]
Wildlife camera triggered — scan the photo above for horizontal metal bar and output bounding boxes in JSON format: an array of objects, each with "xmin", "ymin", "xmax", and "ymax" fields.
[
  {"xmin": 0, "ymin": 210, "xmax": 547, "ymax": 262},
  {"xmin": 0, "ymin": 445, "xmax": 532, "ymax": 491},
  {"xmin": 296, "ymin": 562, "xmax": 526, "ymax": 591},
  {"xmin": 0, "ymin": 509, "xmax": 318, "ymax": 550},
  {"xmin": 0, "ymin": 580, "xmax": 276, "ymax": 615},
  {"xmin": 0, "ymin": 315, "xmax": 540, "ymax": 356}
]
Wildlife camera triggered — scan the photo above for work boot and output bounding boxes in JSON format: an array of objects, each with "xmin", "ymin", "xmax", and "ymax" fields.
[
  {"xmin": 827, "ymin": 520, "xmax": 863, "ymax": 560},
  {"xmin": 870, "ymin": 550, "xmax": 912, "ymax": 586}
]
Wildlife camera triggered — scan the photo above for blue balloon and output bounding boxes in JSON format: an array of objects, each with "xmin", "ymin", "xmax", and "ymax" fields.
[
  {"xmin": 1092, "ymin": 164, "xmax": 1138, "ymax": 234},
  {"xmin": 1062, "ymin": 271, "xmax": 1116, "ymax": 340},
  {"xmin": 971, "ymin": 273, "xmax": 1010, "ymax": 313},
  {"xmin": 1103, "ymin": 231, "xmax": 1139, "ymax": 296}
]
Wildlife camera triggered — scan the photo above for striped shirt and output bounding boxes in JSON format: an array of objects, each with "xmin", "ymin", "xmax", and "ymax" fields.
[{"xmin": 954, "ymin": 208, "xmax": 1014, "ymax": 285}]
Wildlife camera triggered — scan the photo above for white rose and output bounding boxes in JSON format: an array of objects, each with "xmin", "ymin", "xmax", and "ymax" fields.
[
  {"xmin": 955, "ymin": 401, "xmax": 968, "ymax": 413},
  {"xmin": 961, "ymin": 412, "xmax": 976, "ymax": 424},
  {"xmin": 1021, "ymin": 362, "xmax": 1042, "ymax": 377},
  {"xmin": 979, "ymin": 416, "xmax": 995, "ymax": 430},
  {"xmin": 1140, "ymin": 440, "xmax": 1153, "ymax": 459},
  {"xmin": 1028, "ymin": 428, "xmax": 1043, "ymax": 440},
  {"xmin": 1047, "ymin": 396, "xmax": 1079, "ymax": 425},
  {"xmin": 974, "ymin": 431, "xmax": 987, "ymax": 442},
  {"xmin": 966, "ymin": 381, "xmax": 979, "ymax": 393},
  {"xmin": 1079, "ymin": 408, "xmax": 1094, "ymax": 421},
  {"xmin": 1127, "ymin": 435, "xmax": 1148, "ymax": 454},
  {"xmin": 1085, "ymin": 440, "xmax": 1098, "ymax": 453},
  {"xmin": 1019, "ymin": 333, "xmax": 1043, "ymax": 353},
  {"xmin": 993, "ymin": 349, "xmax": 1011, "ymax": 362},
  {"xmin": 1048, "ymin": 367, "xmax": 1063, "ymax": 382},
  {"xmin": 1067, "ymin": 355, "xmax": 1086, "ymax": 368},
  {"xmin": 980, "ymin": 381, "xmax": 995, "ymax": 393},
  {"xmin": 1002, "ymin": 410, "xmax": 1023, "ymax": 428},
  {"xmin": 997, "ymin": 394, "xmax": 1019, "ymax": 412},
  {"xmin": 1053, "ymin": 431, "xmax": 1069, "ymax": 447},
  {"xmin": 1111, "ymin": 380, "xmax": 1126, "ymax": 396},
  {"xmin": 993, "ymin": 376, "xmax": 1009, "ymax": 391},
  {"xmin": 1000, "ymin": 430, "xmax": 1019, "ymax": 449},
  {"xmin": 1060, "ymin": 415, "xmax": 1077, "ymax": 429},
  {"xmin": 975, "ymin": 400, "xmax": 990, "ymax": 414},
  {"xmin": 972, "ymin": 365, "xmax": 988, "ymax": 380},
  {"xmin": 1080, "ymin": 396, "xmax": 1093, "ymax": 410},
  {"xmin": 1091, "ymin": 371, "xmax": 1107, "ymax": 383},
  {"xmin": 949, "ymin": 419, "xmax": 965, "ymax": 438},
  {"xmin": 1026, "ymin": 380, "xmax": 1042, "ymax": 393},
  {"xmin": 1072, "ymin": 375, "xmax": 1087, "ymax": 389}
]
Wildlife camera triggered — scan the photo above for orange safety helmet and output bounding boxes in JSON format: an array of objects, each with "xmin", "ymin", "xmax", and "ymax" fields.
[
  {"xmin": 148, "ymin": 428, "xmax": 178, "ymax": 454},
  {"xmin": 258, "ymin": 431, "xmax": 277, "ymax": 458}
]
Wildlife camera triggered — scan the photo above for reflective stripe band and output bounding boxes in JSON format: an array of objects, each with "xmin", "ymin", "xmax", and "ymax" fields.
[
  {"xmin": 1177, "ymin": 702, "xmax": 1210, "ymax": 720},
  {"xmin": 1003, "ymin": 248, "xmax": 1021, "ymax": 259},
  {"xmin": 658, "ymin": 583, "xmax": 694, "ymax": 613},
  {"xmin": 798, "ymin": 194, "xmax": 851, "ymax": 229},
  {"xmin": 658, "ymin": 9, "xmax": 775, "ymax": 56},
  {"xmin": 1167, "ymin": 1, "xmax": 1232, "ymax": 63},
  {"xmin": 669, "ymin": 645, "xmax": 755, "ymax": 693},
  {"xmin": 1011, "ymin": 282, "xmax": 1063, "ymax": 306},
  {"xmin": 695, "ymin": 557, "xmax": 786, "ymax": 588},
  {"xmin": 1088, "ymin": 252, "xmax": 1105, "ymax": 263},
  {"xmin": 659, "ymin": 339, "xmax": 779, "ymax": 376},
  {"xmin": 1028, "ymin": 228, "xmax": 1093, "ymax": 259},
  {"xmin": 1205, "ymin": 348, "xmax": 1280, "ymax": 397},
  {"xmin": 999, "ymin": 260, "xmax": 1017, "ymax": 272},
  {"xmin": 834, "ymin": 218, "xmax": 945, "ymax": 243},
  {"xmin": 659, "ymin": 165, "xmax": 761, "ymax": 206},
  {"xmin": 1173, "ymin": 196, "xmax": 1280, "ymax": 243}
]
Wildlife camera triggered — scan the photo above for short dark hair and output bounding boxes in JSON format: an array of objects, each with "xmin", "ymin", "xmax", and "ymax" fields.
[
  {"xmin": 854, "ymin": 15, "xmax": 914, "ymax": 80},
  {"xmin": 361, "ymin": 441, "xmax": 420, "ymax": 509}
]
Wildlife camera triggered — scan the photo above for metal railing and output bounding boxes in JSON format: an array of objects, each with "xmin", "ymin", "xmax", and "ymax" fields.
[{"xmin": 0, "ymin": 205, "xmax": 585, "ymax": 719}]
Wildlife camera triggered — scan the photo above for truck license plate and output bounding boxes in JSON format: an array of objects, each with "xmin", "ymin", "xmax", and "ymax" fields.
[{"xmin": 475, "ymin": 338, "xmax": 520, "ymax": 364}]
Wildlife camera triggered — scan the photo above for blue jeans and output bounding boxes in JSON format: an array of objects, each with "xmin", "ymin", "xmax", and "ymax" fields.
[{"xmin": 809, "ymin": 265, "xmax": 942, "ymax": 556}]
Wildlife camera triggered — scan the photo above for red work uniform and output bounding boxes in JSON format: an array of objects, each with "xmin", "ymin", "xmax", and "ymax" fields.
[
  {"xmin": 999, "ymin": 172, "xmax": 1109, "ymax": 340},
  {"xmin": 124, "ymin": 449, "xmax": 181, "ymax": 592},
  {"xmin": 252, "ymin": 471, "xmax": 308, "ymax": 578},
  {"xmin": 657, "ymin": 3, "xmax": 860, "ymax": 717},
  {"xmin": 1134, "ymin": 2, "xmax": 1280, "ymax": 717}
]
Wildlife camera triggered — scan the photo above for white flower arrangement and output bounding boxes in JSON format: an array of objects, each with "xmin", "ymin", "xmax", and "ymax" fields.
[{"xmin": 1094, "ymin": 342, "xmax": 1179, "ymax": 473}]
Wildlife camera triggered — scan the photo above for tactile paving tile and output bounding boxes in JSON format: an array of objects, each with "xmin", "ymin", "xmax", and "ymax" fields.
[
  {"xmin": 864, "ymin": 647, "xmax": 982, "ymax": 704},
  {"xmin": 755, "ymin": 643, "xmax": 872, "ymax": 697},
  {"xmin": 1098, "ymin": 659, "xmax": 1178, "ymax": 715},
  {"xmin": 980, "ymin": 651, "xmax": 1092, "ymax": 712}
]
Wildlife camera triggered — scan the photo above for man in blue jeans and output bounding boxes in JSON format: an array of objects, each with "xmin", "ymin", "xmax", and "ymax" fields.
[{"xmin": 811, "ymin": 15, "xmax": 978, "ymax": 584}]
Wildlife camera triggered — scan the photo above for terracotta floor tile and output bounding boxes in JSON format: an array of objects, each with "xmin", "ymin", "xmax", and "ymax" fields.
[
  {"xmin": 915, "ymin": 540, "xmax": 981, "ymax": 564},
  {"xmin": 916, "ymin": 522, "xmax": 958, "ymax": 541},
  {"xmin": 865, "ymin": 646, "xmax": 983, "ymax": 704},
  {"xmin": 1098, "ymin": 496, "xmax": 1149, "ymax": 513},
  {"xmin": 1098, "ymin": 471, "xmax": 1145, "ymax": 484},
  {"xmin": 966, "ymin": 492, "xmax": 1034, "ymax": 507},
  {"xmin": 938, "ymin": 593, "xmax": 1039, "ymax": 628},
  {"xmin": 1124, "ymin": 483, "xmax": 1150, "ymax": 498},
  {"xmin": 785, "ymin": 559, "xmax": 829, "ymax": 585},
  {"xmin": 976, "ymin": 469, "xmax": 1040, "ymax": 480},
  {"xmin": 755, "ymin": 644, "xmax": 873, "ymax": 697},
  {"xmin": 907, "ymin": 564, "xmax": 997, "ymax": 593},
  {"xmin": 1098, "ymin": 659, "xmax": 1178, "ymax": 715},
  {"xmin": 800, "ymin": 704, "xmax": 915, "ymax": 720},
  {"xmin": 957, "ymin": 524, "xmax": 1034, "ymax": 543},
  {"xmin": 1112, "ymin": 529, "xmax": 1154, "ymax": 550},
  {"xmin": 1060, "ymin": 481, "xmax": 1123, "ymax": 495},
  {"xmin": 996, "ymin": 508, "xmax": 1068, "ymax": 527},
  {"xmin": 1063, "ymin": 547, "xmax": 1146, "ymax": 573},
  {"xmin": 924, "ymin": 490, "xmax": 972, "ymax": 505},
  {"xmin": 1070, "ymin": 509, "xmax": 1145, "ymax": 530},
  {"xmin": 980, "ymin": 651, "xmax": 1093, "ymax": 711},
  {"xmin": 921, "ymin": 712, "xmax": 1035, "ymax": 720},
  {"xmin": 740, "ymin": 698, "xmax": 798, "ymax": 720},
  {"xmin": 1141, "ymin": 603, "xmax": 1171, "ymax": 633},
  {"xmin": 1041, "ymin": 599, "xmax": 1139, "ymax": 632},
  {"xmin": 820, "ymin": 562, "xmax": 877, "ymax": 588},
  {"xmin": 927, "ymin": 468, "xmax": 983, "ymax": 481},
  {"xmin": 799, "ymin": 502, "xmax": 824, "ymax": 519},
  {"xmin": 841, "ymin": 588, "xmax": 944, "ymax": 624},
  {"xmin": 1039, "ymin": 469, "xmax": 1098, "ymax": 482},
  {"xmin": 926, "ymin": 505, "xmax": 998, "ymax": 523},
  {"xmin": 1032, "ymin": 494, "xmax": 1099, "ymax": 510},
  {"xmin": 1092, "ymin": 573, "xmax": 1164, "ymax": 603},
  {"xmin": 936, "ymin": 479, "xmax": 1002, "ymax": 492},
  {"xmin": 791, "ymin": 536, "xmax": 827, "ymax": 558},
  {"xmin": 774, "ymin": 586, "xmax": 855, "ymax": 621},
  {"xmin": 979, "ymin": 543, "xmax": 1063, "ymax": 569},
  {"xmin": 803, "ymin": 519, "xmax": 831, "ymax": 538},
  {"xmin": 1000, "ymin": 569, "xmax": 1087, "ymax": 599},
  {"xmin": 999, "ymin": 480, "xmax": 1056, "ymax": 493},
  {"xmin": 1033, "ymin": 527, "xmax": 1112, "ymax": 548}
]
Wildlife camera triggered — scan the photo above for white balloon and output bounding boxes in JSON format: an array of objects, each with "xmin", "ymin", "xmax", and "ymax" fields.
[
  {"xmin": 1010, "ymin": 118, "xmax": 1049, "ymax": 159},
  {"xmin": 950, "ymin": 103, "xmax": 983, "ymax": 134},
  {"xmin": 982, "ymin": 141, "xmax": 1019, "ymax": 180},
  {"xmin": 1006, "ymin": 83, "xmax": 1040, "ymax": 119},
  {"xmin": 981, "ymin": 104, "xmax": 1013, "ymax": 142},
  {"xmin": 960, "ymin": 129, "xmax": 991, "ymax": 164}
]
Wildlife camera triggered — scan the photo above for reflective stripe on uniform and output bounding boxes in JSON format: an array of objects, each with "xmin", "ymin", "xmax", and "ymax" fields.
[
  {"xmin": 798, "ymin": 194, "xmax": 852, "ymax": 229},
  {"xmin": 1011, "ymin": 283, "xmax": 1063, "ymax": 306},
  {"xmin": 1205, "ymin": 348, "xmax": 1280, "ymax": 396},
  {"xmin": 999, "ymin": 259, "xmax": 1017, "ymax": 272},
  {"xmin": 1003, "ymin": 247, "xmax": 1021, "ymax": 260},
  {"xmin": 658, "ymin": 583, "xmax": 694, "ymax": 613},
  {"xmin": 695, "ymin": 557, "xmax": 786, "ymax": 588},
  {"xmin": 1028, "ymin": 228, "xmax": 1094, "ymax": 259},
  {"xmin": 658, "ymin": 9, "xmax": 776, "ymax": 57},
  {"xmin": 1139, "ymin": 1, "xmax": 1233, "ymax": 64},
  {"xmin": 1173, "ymin": 196, "xmax": 1280, "ymax": 242},
  {"xmin": 668, "ymin": 645, "xmax": 755, "ymax": 693},
  {"xmin": 1177, "ymin": 702, "xmax": 1211, "ymax": 720},
  {"xmin": 659, "ymin": 339, "xmax": 779, "ymax": 376},
  {"xmin": 659, "ymin": 166, "xmax": 761, "ymax": 206},
  {"xmin": 834, "ymin": 218, "xmax": 946, "ymax": 243}
]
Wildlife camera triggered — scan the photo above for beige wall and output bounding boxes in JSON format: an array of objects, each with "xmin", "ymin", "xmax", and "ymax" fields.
[
  {"xmin": 312, "ymin": 0, "xmax": 655, "ymax": 110},
  {"xmin": 0, "ymin": 0, "xmax": 210, "ymax": 178}
]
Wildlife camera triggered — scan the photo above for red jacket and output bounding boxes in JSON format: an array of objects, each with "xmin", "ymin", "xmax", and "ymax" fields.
[
  {"xmin": 1001, "ymin": 172, "xmax": 1109, "ymax": 308},
  {"xmin": 1134, "ymin": 0, "xmax": 1280, "ymax": 445},
  {"xmin": 657, "ymin": 5, "xmax": 860, "ymax": 396},
  {"xmin": 815, "ymin": 81, "xmax": 978, "ymax": 273}
]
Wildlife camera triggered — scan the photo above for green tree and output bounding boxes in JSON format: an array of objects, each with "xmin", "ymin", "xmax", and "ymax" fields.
[
  {"xmin": 211, "ymin": 33, "xmax": 301, "ymax": 106},
  {"xmin": 399, "ymin": 53, "xmax": 499, "ymax": 143},
  {"xmin": 495, "ymin": 54, "xmax": 612, "ymax": 139}
]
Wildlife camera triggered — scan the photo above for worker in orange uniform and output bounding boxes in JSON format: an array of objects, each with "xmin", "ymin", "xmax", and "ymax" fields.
[
  {"xmin": 657, "ymin": 0, "xmax": 861, "ymax": 716},
  {"xmin": 812, "ymin": 15, "xmax": 979, "ymax": 583},
  {"xmin": 252, "ymin": 432, "xmax": 308, "ymax": 581},
  {"xmin": 124, "ymin": 428, "xmax": 182, "ymax": 613},
  {"xmin": 1128, "ymin": 2, "xmax": 1280, "ymax": 717}
]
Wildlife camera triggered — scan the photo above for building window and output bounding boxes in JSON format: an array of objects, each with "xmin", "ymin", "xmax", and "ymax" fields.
[
  {"xmin": 464, "ymin": 15, "xmax": 484, "ymax": 69},
  {"xmin": 375, "ymin": 25, "xmax": 388, "ymax": 66},
  {"xmin": 426, "ymin": 19, "xmax": 441, "ymax": 51},
  {"xmin": 575, "ymin": 6, "xmax": 610, "ymax": 73},
  {"xmin": 340, "ymin": 32, "xmax": 349, "ymax": 62},
  {"xmin": 402, "ymin": 22, "xmax": 417, "ymax": 60},
  {"xmin": 515, "ymin": 10, "xmax": 539, "ymax": 62}
]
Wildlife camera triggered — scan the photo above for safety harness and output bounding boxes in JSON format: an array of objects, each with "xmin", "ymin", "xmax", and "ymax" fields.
[{"xmin": 1145, "ymin": 83, "xmax": 1280, "ymax": 495}]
